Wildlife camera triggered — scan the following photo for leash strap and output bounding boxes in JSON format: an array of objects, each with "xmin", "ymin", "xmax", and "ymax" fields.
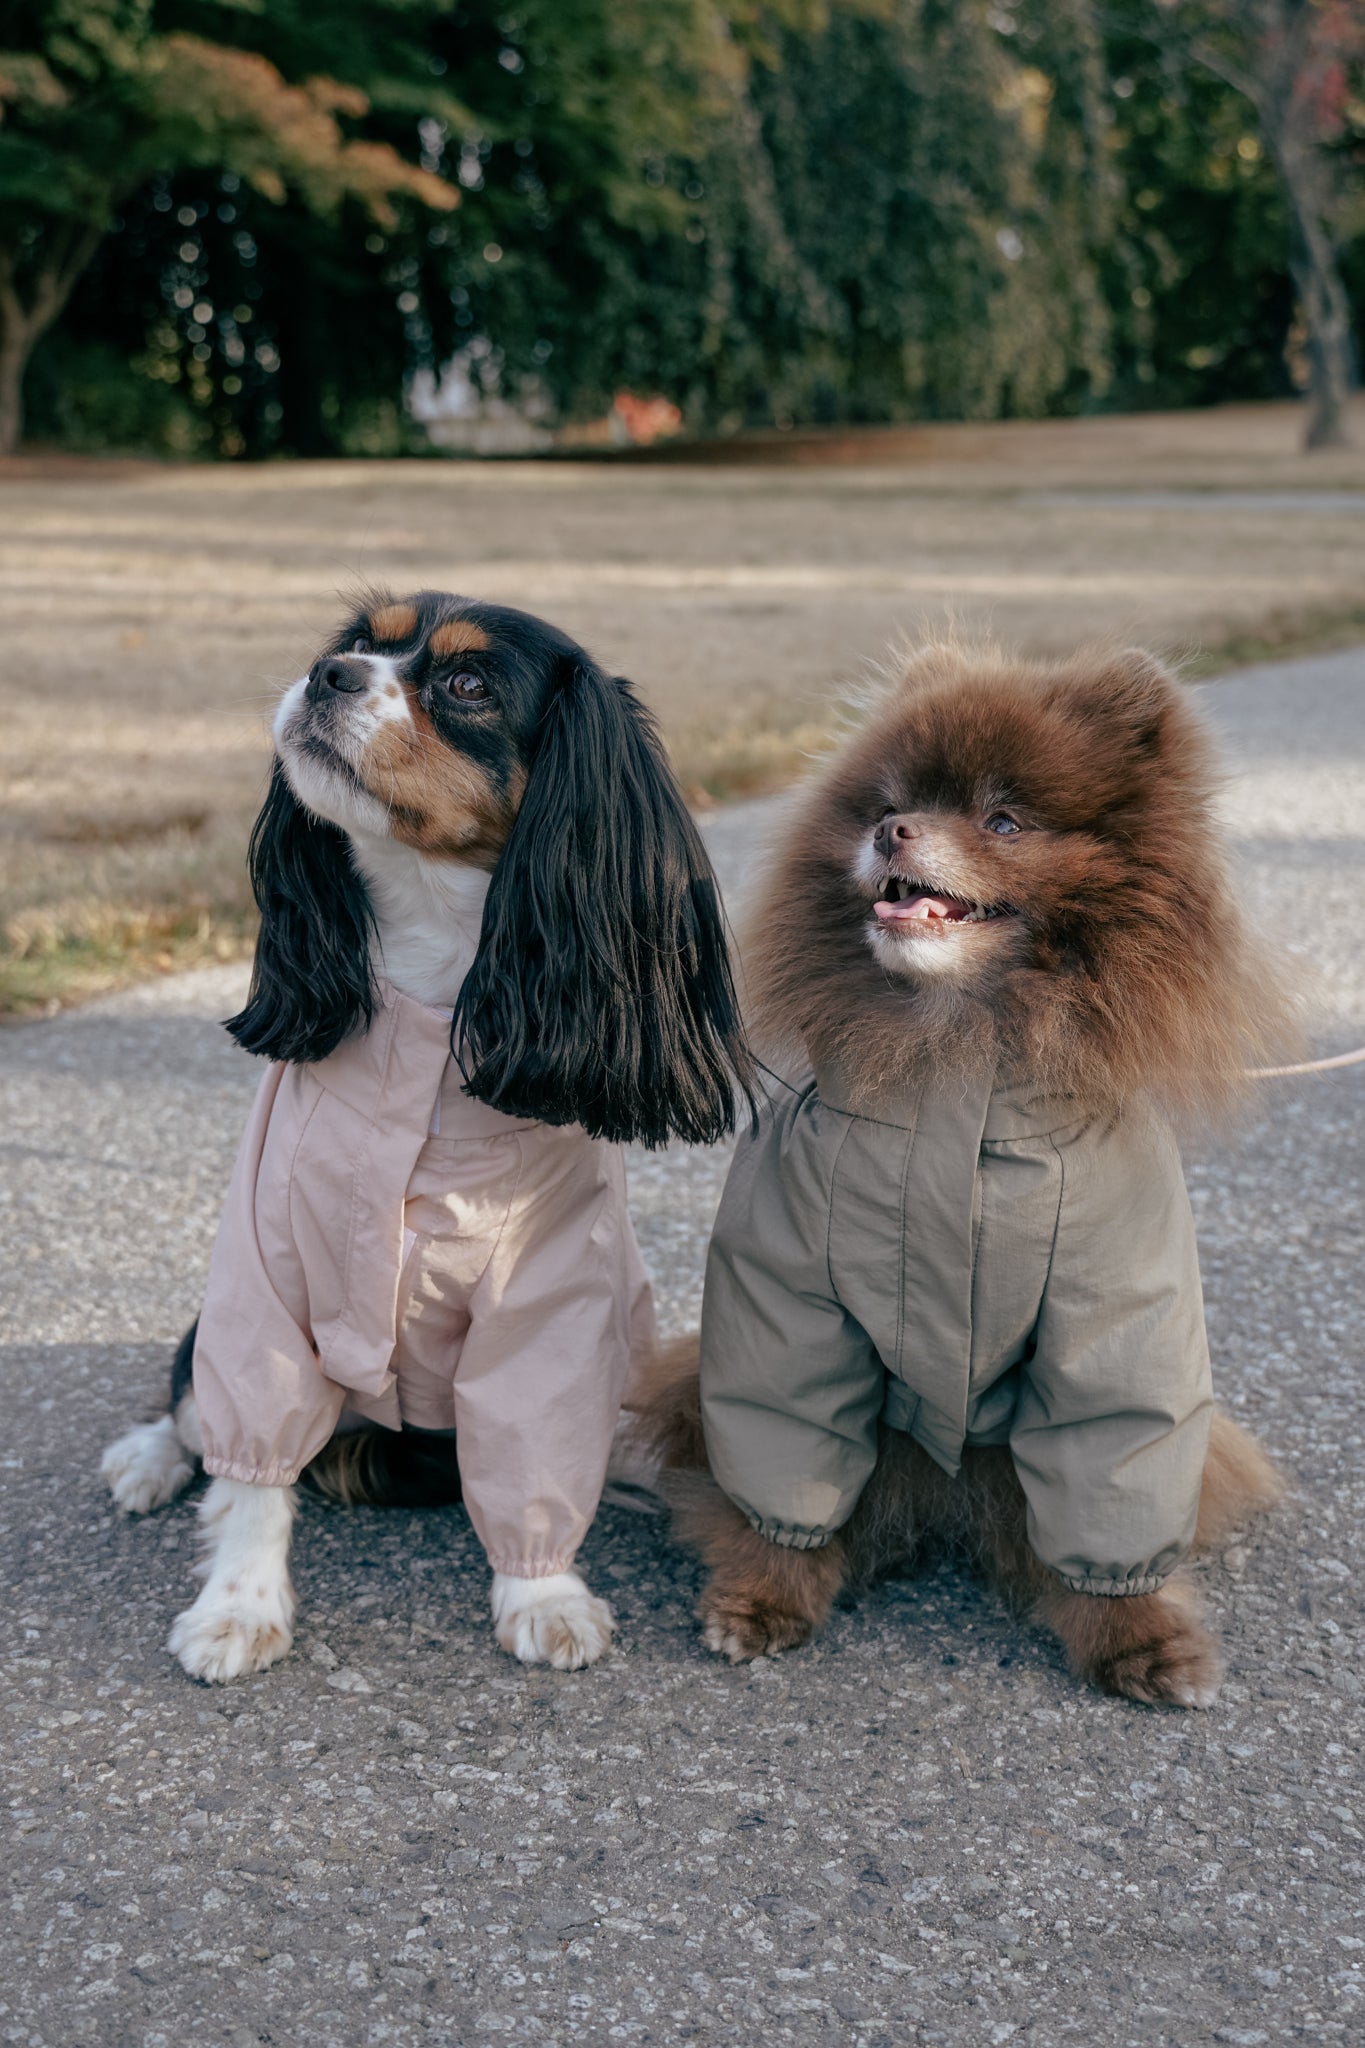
[{"xmin": 1249, "ymin": 1046, "xmax": 1365, "ymax": 1079}]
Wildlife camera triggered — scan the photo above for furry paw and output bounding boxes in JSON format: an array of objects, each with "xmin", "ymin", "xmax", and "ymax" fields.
[
  {"xmin": 698, "ymin": 1588, "xmax": 814, "ymax": 1662},
  {"xmin": 1098, "ymin": 1623, "xmax": 1225, "ymax": 1709},
  {"xmin": 1051, "ymin": 1580, "xmax": 1225, "ymax": 1709},
  {"xmin": 491, "ymin": 1572, "xmax": 614, "ymax": 1670},
  {"xmin": 102, "ymin": 1417, "xmax": 196, "ymax": 1515},
  {"xmin": 167, "ymin": 1583, "xmax": 294, "ymax": 1683}
]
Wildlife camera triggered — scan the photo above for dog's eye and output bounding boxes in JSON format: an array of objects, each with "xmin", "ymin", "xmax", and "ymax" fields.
[
  {"xmin": 984, "ymin": 811, "xmax": 1021, "ymax": 836},
  {"xmin": 351, "ymin": 635, "xmax": 372, "ymax": 654},
  {"xmin": 442, "ymin": 671, "xmax": 489, "ymax": 702}
]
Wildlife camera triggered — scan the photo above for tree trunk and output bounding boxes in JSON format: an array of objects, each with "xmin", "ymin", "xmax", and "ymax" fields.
[
  {"xmin": 1190, "ymin": 5, "xmax": 1357, "ymax": 453},
  {"xmin": 0, "ymin": 329, "xmax": 28, "ymax": 458},
  {"xmin": 1292, "ymin": 241, "xmax": 1354, "ymax": 449},
  {"xmin": 0, "ymin": 223, "xmax": 107, "ymax": 457},
  {"xmin": 1277, "ymin": 149, "xmax": 1356, "ymax": 449}
]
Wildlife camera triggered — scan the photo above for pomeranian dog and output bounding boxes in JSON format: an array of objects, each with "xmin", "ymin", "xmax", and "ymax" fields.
[{"xmin": 637, "ymin": 641, "xmax": 1290, "ymax": 1708}]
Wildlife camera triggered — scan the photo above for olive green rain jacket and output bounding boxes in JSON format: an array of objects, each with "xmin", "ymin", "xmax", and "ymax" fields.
[{"xmin": 699, "ymin": 1064, "xmax": 1213, "ymax": 1597}]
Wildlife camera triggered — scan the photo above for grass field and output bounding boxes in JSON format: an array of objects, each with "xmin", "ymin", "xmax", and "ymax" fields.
[{"xmin": 4, "ymin": 394, "xmax": 1365, "ymax": 1016}]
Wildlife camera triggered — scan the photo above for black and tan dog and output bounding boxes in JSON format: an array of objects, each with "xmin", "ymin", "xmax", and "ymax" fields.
[{"xmin": 104, "ymin": 590, "xmax": 752, "ymax": 1680}]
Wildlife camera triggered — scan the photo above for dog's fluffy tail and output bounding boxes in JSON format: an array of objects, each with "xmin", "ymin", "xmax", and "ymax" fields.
[
  {"xmin": 624, "ymin": 1334, "xmax": 707, "ymax": 1473},
  {"xmin": 1193, "ymin": 1406, "xmax": 1284, "ymax": 1549},
  {"xmin": 299, "ymin": 1429, "xmax": 464, "ymax": 1509}
]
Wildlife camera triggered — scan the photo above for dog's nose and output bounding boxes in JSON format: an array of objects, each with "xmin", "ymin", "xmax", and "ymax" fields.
[
  {"xmin": 873, "ymin": 812, "xmax": 919, "ymax": 857},
  {"xmin": 306, "ymin": 655, "xmax": 370, "ymax": 703}
]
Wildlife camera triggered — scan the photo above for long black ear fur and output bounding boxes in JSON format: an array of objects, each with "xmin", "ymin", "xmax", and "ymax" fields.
[
  {"xmin": 452, "ymin": 664, "xmax": 754, "ymax": 1147},
  {"xmin": 224, "ymin": 760, "xmax": 376, "ymax": 1064}
]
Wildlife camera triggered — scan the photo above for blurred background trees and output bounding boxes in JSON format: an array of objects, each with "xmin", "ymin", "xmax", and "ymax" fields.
[
  {"xmin": 1127, "ymin": 0, "xmax": 1363, "ymax": 448},
  {"xmin": 1, "ymin": 0, "xmax": 1360, "ymax": 459}
]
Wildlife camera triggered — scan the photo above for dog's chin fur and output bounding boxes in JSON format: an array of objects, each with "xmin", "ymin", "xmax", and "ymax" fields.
[{"xmin": 745, "ymin": 639, "xmax": 1297, "ymax": 1121}]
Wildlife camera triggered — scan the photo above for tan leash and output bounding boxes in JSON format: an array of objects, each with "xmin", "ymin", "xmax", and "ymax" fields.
[{"xmin": 1249, "ymin": 1046, "xmax": 1365, "ymax": 1079}]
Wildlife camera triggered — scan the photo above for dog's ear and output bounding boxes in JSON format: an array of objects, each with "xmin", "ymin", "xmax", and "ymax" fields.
[
  {"xmin": 1083, "ymin": 648, "xmax": 1180, "ymax": 757},
  {"xmin": 452, "ymin": 660, "xmax": 754, "ymax": 1147},
  {"xmin": 224, "ymin": 760, "xmax": 376, "ymax": 1064}
]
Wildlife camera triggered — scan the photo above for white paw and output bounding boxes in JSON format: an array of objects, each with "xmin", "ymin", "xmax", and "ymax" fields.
[
  {"xmin": 102, "ymin": 1418, "xmax": 195, "ymax": 1515},
  {"xmin": 491, "ymin": 1571, "xmax": 615, "ymax": 1671},
  {"xmin": 167, "ymin": 1581, "xmax": 294, "ymax": 1683}
]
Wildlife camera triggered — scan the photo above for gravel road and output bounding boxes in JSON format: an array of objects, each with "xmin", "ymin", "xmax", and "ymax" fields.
[{"xmin": 1, "ymin": 647, "xmax": 1362, "ymax": 2048}]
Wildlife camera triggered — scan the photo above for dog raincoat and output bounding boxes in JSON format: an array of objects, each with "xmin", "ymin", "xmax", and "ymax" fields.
[
  {"xmin": 700, "ymin": 1063, "xmax": 1213, "ymax": 1597},
  {"xmin": 193, "ymin": 981, "xmax": 656, "ymax": 1578}
]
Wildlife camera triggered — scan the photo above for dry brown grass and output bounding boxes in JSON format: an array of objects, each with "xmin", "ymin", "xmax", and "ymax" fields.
[{"xmin": 4, "ymin": 395, "xmax": 1365, "ymax": 1016}]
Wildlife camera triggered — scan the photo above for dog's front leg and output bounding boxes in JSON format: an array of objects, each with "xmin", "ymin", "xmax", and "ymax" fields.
[
  {"xmin": 669, "ymin": 1472, "xmax": 848, "ymax": 1661},
  {"xmin": 168, "ymin": 1478, "xmax": 297, "ymax": 1682},
  {"xmin": 490, "ymin": 1572, "xmax": 615, "ymax": 1671},
  {"xmin": 1036, "ymin": 1575, "xmax": 1224, "ymax": 1709}
]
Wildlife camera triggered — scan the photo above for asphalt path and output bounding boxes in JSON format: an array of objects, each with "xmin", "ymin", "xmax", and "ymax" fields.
[{"xmin": 1, "ymin": 647, "xmax": 1362, "ymax": 2047}]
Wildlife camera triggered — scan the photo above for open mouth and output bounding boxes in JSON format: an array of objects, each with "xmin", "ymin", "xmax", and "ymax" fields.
[{"xmin": 872, "ymin": 876, "xmax": 1013, "ymax": 930}]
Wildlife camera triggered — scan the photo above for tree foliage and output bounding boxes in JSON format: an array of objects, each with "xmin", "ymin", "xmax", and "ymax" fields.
[
  {"xmin": 0, "ymin": 0, "xmax": 458, "ymax": 451},
  {"xmin": 7, "ymin": 0, "xmax": 1364, "ymax": 457},
  {"xmin": 1109, "ymin": 0, "xmax": 1364, "ymax": 444}
]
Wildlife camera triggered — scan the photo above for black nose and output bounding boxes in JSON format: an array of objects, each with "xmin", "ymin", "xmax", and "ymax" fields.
[
  {"xmin": 873, "ymin": 812, "xmax": 919, "ymax": 857},
  {"xmin": 306, "ymin": 655, "xmax": 370, "ymax": 703}
]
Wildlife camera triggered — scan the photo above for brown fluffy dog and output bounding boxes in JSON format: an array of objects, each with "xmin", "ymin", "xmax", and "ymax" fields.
[{"xmin": 637, "ymin": 641, "xmax": 1291, "ymax": 1707}]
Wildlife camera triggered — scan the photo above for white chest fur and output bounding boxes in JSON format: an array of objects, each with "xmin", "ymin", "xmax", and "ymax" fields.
[{"xmin": 346, "ymin": 830, "xmax": 491, "ymax": 1010}]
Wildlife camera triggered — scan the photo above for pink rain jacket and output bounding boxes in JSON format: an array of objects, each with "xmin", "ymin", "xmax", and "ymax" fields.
[{"xmin": 193, "ymin": 982, "xmax": 657, "ymax": 1578}]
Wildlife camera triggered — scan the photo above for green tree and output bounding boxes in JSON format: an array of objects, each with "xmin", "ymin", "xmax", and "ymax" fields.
[
  {"xmin": 0, "ymin": 0, "xmax": 457, "ymax": 453},
  {"xmin": 1098, "ymin": 20, "xmax": 1296, "ymax": 411},
  {"xmin": 15, "ymin": 0, "xmax": 772, "ymax": 455},
  {"xmin": 1114, "ymin": 0, "xmax": 1364, "ymax": 447},
  {"xmin": 535, "ymin": 0, "xmax": 1120, "ymax": 432}
]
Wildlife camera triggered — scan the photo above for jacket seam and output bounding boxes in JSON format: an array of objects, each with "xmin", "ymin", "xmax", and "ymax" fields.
[
  {"xmin": 967, "ymin": 1148, "xmax": 986, "ymax": 1382},
  {"xmin": 1040, "ymin": 1128, "xmax": 1067, "ymax": 1305},
  {"xmin": 336, "ymin": 998, "xmax": 400, "ymax": 1348},
  {"xmin": 480, "ymin": 1134, "xmax": 528, "ymax": 1291},
  {"xmin": 283, "ymin": 1082, "xmax": 326, "ymax": 1268},
  {"xmin": 981, "ymin": 1110, "xmax": 1093, "ymax": 1149},
  {"xmin": 824, "ymin": 1115, "xmax": 856, "ymax": 1302},
  {"xmin": 894, "ymin": 1116, "xmax": 918, "ymax": 1375}
]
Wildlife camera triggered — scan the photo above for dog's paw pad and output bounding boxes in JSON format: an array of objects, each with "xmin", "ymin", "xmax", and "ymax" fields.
[
  {"xmin": 168, "ymin": 1593, "xmax": 293, "ymax": 1683},
  {"xmin": 699, "ymin": 1597, "xmax": 811, "ymax": 1663},
  {"xmin": 102, "ymin": 1421, "xmax": 195, "ymax": 1515},
  {"xmin": 496, "ymin": 1592, "xmax": 614, "ymax": 1670}
]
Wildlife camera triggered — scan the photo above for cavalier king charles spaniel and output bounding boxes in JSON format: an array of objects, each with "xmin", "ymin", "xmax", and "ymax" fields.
[{"xmin": 102, "ymin": 590, "xmax": 751, "ymax": 1680}]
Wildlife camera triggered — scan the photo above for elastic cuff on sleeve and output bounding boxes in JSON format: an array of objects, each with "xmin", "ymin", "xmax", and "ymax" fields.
[
  {"xmin": 1059, "ymin": 1572, "xmax": 1169, "ymax": 1598},
  {"xmin": 202, "ymin": 1455, "xmax": 304, "ymax": 1488},
  {"xmin": 744, "ymin": 1515, "xmax": 837, "ymax": 1551},
  {"xmin": 486, "ymin": 1557, "xmax": 577, "ymax": 1580}
]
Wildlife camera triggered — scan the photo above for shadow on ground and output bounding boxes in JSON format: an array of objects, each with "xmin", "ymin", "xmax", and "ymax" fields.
[{"xmin": 1, "ymin": 649, "xmax": 1363, "ymax": 2045}]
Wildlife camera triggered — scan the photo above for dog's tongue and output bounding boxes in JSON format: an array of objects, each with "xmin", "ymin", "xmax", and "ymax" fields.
[{"xmin": 875, "ymin": 893, "xmax": 972, "ymax": 924}]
